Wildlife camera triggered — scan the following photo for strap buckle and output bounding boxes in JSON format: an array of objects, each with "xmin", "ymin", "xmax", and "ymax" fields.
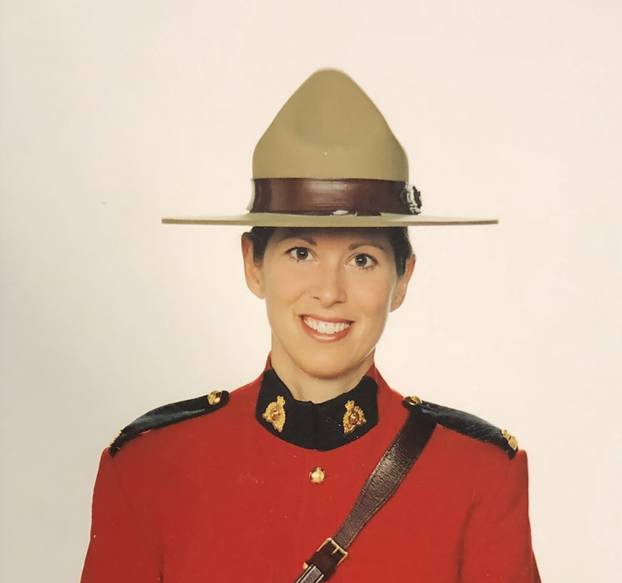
[
  {"xmin": 300, "ymin": 538, "xmax": 348, "ymax": 581},
  {"xmin": 318, "ymin": 537, "xmax": 348, "ymax": 565}
]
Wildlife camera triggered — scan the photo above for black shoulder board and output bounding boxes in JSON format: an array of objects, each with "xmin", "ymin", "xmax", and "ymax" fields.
[
  {"xmin": 403, "ymin": 396, "xmax": 518, "ymax": 459},
  {"xmin": 109, "ymin": 390, "xmax": 229, "ymax": 456}
]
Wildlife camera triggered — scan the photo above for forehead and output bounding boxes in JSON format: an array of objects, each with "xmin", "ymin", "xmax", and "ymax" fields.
[{"xmin": 270, "ymin": 227, "xmax": 391, "ymax": 245}]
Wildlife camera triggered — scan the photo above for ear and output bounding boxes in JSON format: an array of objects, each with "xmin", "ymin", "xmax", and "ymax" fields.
[
  {"xmin": 241, "ymin": 234, "xmax": 265, "ymax": 299},
  {"xmin": 390, "ymin": 255, "xmax": 416, "ymax": 312}
]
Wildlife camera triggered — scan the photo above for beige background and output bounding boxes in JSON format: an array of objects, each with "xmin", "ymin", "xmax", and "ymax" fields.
[{"xmin": 1, "ymin": 1, "xmax": 621, "ymax": 581}]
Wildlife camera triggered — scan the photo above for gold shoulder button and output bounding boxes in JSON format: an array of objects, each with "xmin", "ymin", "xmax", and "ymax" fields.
[
  {"xmin": 207, "ymin": 391, "xmax": 223, "ymax": 406},
  {"xmin": 405, "ymin": 395, "xmax": 423, "ymax": 407},
  {"xmin": 501, "ymin": 428, "xmax": 519, "ymax": 451}
]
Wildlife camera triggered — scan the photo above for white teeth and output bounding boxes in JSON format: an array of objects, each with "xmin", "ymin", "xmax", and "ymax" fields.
[{"xmin": 303, "ymin": 317, "xmax": 351, "ymax": 335}]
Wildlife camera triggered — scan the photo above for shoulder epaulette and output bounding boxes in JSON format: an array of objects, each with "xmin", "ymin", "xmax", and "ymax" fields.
[
  {"xmin": 109, "ymin": 390, "xmax": 229, "ymax": 456},
  {"xmin": 403, "ymin": 395, "xmax": 519, "ymax": 459}
]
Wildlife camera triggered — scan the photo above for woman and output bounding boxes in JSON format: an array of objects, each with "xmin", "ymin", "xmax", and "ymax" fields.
[{"xmin": 81, "ymin": 70, "xmax": 540, "ymax": 582}]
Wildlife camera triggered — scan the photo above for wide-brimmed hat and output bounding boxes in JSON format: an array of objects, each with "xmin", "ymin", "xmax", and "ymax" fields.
[{"xmin": 162, "ymin": 69, "xmax": 497, "ymax": 227}]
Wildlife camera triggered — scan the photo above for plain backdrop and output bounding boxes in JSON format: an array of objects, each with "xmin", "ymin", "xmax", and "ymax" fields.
[{"xmin": 1, "ymin": 1, "xmax": 621, "ymax": 581}]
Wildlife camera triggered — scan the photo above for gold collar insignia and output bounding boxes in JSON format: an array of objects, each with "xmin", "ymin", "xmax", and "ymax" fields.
[
  {"xmin": 343, "ymin": 400, "xmax": 367, "ymax": 434},
  {"xmin": 263, "ymin": 395, "xmax": 286, "ymax": 432}
]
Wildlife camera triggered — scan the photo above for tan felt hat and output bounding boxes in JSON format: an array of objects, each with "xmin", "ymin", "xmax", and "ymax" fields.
[{"xmin": 162, "ymin": 69, "xmax": 497, "ymax": 227}]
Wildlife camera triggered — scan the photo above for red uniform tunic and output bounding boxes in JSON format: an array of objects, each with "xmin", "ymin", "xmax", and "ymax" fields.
[{"xmin": 81, "ymin": 363, "xmax": 540, "ymax": 582}]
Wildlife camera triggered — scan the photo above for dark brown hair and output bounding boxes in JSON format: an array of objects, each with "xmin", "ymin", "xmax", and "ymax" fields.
[{"xmin": 244, "ymin": 227, "xmax": 413, "ymax": 276}]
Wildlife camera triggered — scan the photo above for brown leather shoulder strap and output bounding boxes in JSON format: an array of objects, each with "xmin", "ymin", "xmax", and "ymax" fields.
[{"xmin": 294, "ymin": 405, "xmax": 437, "ymax": 582}]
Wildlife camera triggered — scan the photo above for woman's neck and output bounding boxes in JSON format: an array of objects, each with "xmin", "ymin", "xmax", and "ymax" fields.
[{"xmin": 268, "ymin": 344, "xmax": 376, "ymax": 403}]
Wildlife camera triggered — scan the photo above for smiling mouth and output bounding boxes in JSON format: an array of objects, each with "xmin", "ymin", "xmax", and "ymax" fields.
[{"xmin": 301, "ymin": 316, "xmax": 352, "ymax": 336}]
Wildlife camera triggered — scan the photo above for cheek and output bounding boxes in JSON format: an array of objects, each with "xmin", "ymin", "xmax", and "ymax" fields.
[
  {"xmin": 263, "ymin": 265, "xmax": 306, "ymax": 307},
  {"xmin": 353, "ymin": 279, "xmax": 395, "ymax": 321}
]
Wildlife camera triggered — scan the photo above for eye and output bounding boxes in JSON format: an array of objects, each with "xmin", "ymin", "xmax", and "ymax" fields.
[
  {"xmin": 350, "ymin": 253, "xmax": 377, "ymax": 270},
  {"xmin": 287, "ymin": 246, "xmax": 312, "ymax": 262}
]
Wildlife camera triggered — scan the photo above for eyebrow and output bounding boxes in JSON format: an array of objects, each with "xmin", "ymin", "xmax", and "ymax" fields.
[
  {"xmin": 348, "ymin": 241, "xmax": 387, "ymax": 252},
  {"xmin": 284, "ymin": 234, "xmax": 317, "ymax": 246},
  {"xmin": 278, "ymin": 232, "xmax": 387, "ymax": 252}
]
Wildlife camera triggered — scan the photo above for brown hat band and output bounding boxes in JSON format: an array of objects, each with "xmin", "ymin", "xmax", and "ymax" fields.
[{"xmin": 249, "ymin": 178, "xmax": 422, "ymax": 216}]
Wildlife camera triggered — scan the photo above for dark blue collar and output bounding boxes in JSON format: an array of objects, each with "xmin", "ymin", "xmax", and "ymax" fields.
[{"xmin": 255, "ymin": 368, "xmax": 378, "ymax": 450}]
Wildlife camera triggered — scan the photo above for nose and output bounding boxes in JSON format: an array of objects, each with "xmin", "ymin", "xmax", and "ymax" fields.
[{"xmin": 311, "ymin": 262, "xmax": 347, "ymax": 307}]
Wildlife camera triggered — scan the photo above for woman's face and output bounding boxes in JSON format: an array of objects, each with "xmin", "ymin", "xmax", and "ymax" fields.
[{"xmin": 242, "ymin": 228, "xmax": 415, "ymax": 384}]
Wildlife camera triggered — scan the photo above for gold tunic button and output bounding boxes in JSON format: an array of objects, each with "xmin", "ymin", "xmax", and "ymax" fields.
[{"xmin": 309, "ymin": 466, "xmax": 326, "ymax": 484}]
